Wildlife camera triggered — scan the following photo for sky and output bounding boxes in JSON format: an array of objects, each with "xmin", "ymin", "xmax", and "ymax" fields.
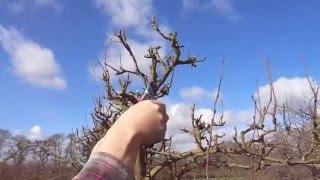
[{"xmin": 1, "ymin": 0, "xmax": 320, "ymax": 149}]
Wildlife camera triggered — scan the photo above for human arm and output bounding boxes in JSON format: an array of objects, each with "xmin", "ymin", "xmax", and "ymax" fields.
[{"xmin": 73, "ymin": 100, "xmax": 168, "ymax": 180}]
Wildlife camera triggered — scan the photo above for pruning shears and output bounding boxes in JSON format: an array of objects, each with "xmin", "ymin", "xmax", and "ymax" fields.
[{"xmin": 137, "ymin": 84, "xmax": 156, "ymax": 102}]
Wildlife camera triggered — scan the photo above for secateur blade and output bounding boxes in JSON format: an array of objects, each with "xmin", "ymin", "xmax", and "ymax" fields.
[{"xmin": 139, "ymin": 84, "xmax": 156, "ymax": 101}]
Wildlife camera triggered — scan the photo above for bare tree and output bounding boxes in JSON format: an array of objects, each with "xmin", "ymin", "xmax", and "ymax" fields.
[
  {"xmin": 0, "ymin": 128, "xmax": 10, "ymax": 158},
  {"xmin": 5, "ymin": 135, "xmax": 32, "ymax": 165},
  {"xmin": 47, "ymin": 133, "xmax": 65, "ymax": 169},
  {"xmin": 265, "ymin": 74, "xmax": 320, "ymax": 179},
  {"xmin": 3, "ymin": 133, "xmax": 77, "ymax": 180},
  {"xmin": 33, "ymin": 140, "xmax": 51, "ymax": 167},
  {"xmin": 4, "ymin": 135, "xmax": 33, "ymax": 179},
  {"xmin": 76, "ymin": 16, "xmax": 209, "ymax": 179}
]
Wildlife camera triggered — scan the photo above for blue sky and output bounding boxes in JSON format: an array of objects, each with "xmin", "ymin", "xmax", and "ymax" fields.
[{"xmin": 1, "ymin": 0, "xmax": 320, "ymax": 141}]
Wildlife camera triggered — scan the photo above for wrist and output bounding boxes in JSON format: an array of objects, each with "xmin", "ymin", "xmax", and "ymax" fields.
[{"xmin": 96, "ymin": 124, "xmax": 141, "ymax": 171}]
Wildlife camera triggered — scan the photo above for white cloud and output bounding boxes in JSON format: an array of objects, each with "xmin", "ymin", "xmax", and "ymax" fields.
[
  {"xmin": 183, "ymin": 0, "xmax": 243, "ymax": 21},
  {"xmin": 28, "ymin": 125, "xmax": 43, "ymax": 140},
  {"xmin": 167, "ymin": 76, "xmax": 320, "ymax": 152},
  {"xmin": 95, "ymin": 0, "xmax": 153, "ymax": 29},
  {"xmin": 166, "ymin": 101, "xmax": 253, "ymax": 151},
  {"xmin": 12, "ymin": 130, "xmax": 23, "ymax": 136},
  {"xmin": 256, "ymin": 77, "xmax": 317, "ymax": 110},
  {"xmin": 0, "ymin": 25, "xmax": 67, "ymax": 89},
  {"xmin": 172, "ymin": 133, "xmax": 197, "ymax": 151},
  {"xmin": 89, "ymin": 38, "xmax": 166, "ymax": 82},
  {"xmin": 88, "ymin": 62, "xmax": 104, "ymax": 82},
  {"xmin": 88, "ymin": 37, "xmax": 170, "ymax": 84},
  {"xmin": 6, "ymin": 2, "xmax": 25, "ymax": 14},
  {"xmin": 6, "ymin": 0, "xmax": 62, "ymax": 13},
  {"xmin": 183, "ymin": 0, "xmax": 201, "ymax": 9},
  {"xmin": 94, "ymin": 0, "xmax": 163, "ymax": 39},
  {"xmin": 180, "ymin": 86, "xmax": 218, "ymax": 103},
  {"xmin": 12, "ymin": 125, "xmax": 44, "ymax": 140},
  {"xmin": 34, "ymin": 0, "xmax": 60, "ymax": 7}
]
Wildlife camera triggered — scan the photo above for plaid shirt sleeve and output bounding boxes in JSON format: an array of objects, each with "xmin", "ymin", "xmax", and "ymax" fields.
[{"xmin": 72, "ymin": 152, "xmax": 135, "ymax": 180}]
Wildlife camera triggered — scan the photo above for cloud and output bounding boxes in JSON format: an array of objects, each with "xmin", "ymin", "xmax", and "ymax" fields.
[
  {"xmin": 0, "ymin": 25, "xmax": 67, "ymax": 89},
  {"xmin": 6, "ymin": 0, "xmax": 62, "ymax": 13},
  {"xmin": 180, "ymin": 86, "xmax": 218, "ymax": 103},
  {"xmin": 183, "ymin": 0, "xmax": 201, "ymax": 10},
  {"xmin": 183, "ymin": 0, "xmax": 243, "ymax": 21},
  {"xmin": 171, "ymin": 133, "xmax": 197, "ymax": 151},
  {"xmin": 166, "ymin": 101, "xmax": 253, "ymax": 151},
  {"xmin": 256, "ymin": 77, "xmax": 317, "ymax": 110},
  {"xmin": 89, "ymin": 38, "xmax": 165, "ymax": 82},
  {"xmin": 28, "ymin": 125, "xmax": 43, "ymax": 140},
  {"xmin": 211, "ymin": 0, "xmax": 243, "ymax": 20},
  {"xmin": 88, "ymin": 37, "xmax": 169, "ymax": 84},
  {"xmin": 94, "ymin": 0, "xmax": 165, "ymax": 39},
  {"xmin": 34, "ymin": 0, "xmax": 61, "ymax": 7},
  {"xmin": 91, "ymin": 0, "xmax": 171, "ymax": 82},
  {"xmin": 170, "ymin": 77, "xmax": 320, "ymax": 152},
  {"xmin": 88, "ymin": 63, "xmax": 104, "ymax": 82},
  {"xmin": 95, "ymin": 0, "xmax": 152, "ymax": 29},
  {"xmin": 12, "ymin": 125, "xmax": 44, "ymax": 140}
]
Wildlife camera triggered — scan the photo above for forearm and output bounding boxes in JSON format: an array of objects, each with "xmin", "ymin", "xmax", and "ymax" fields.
[
  {"xmin": 73, "ymin": 152, "xmax": 136, "ymax": 180},
  {"xmin": 73, "ymin": 100, "xmax": 168, "ymax": 180},
  {"xmin": 94, "ymin": 125, "xmax": 141, "ymax": 170},
  {"xmin": 73, "ymin": 126, "xmax": 140, "ymax": 180}
]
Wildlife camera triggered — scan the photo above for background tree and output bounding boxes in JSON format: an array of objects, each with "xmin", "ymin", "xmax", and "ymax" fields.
[
  {"xmin": 0, "ymin": 128, "xmax": 10, "ymax": 158},
  {"xmin": 0, "ymin": 133, "xmax": 76, "ymax": 180}
]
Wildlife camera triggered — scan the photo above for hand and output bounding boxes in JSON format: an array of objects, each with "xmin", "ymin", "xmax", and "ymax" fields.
[
  {"xmin": 116, "ymin": 100, "xmax": 169, "ymax": 145},
  {"xmin": 90, "ymin": 100, "xmax": 169, "ymax": 170}
]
